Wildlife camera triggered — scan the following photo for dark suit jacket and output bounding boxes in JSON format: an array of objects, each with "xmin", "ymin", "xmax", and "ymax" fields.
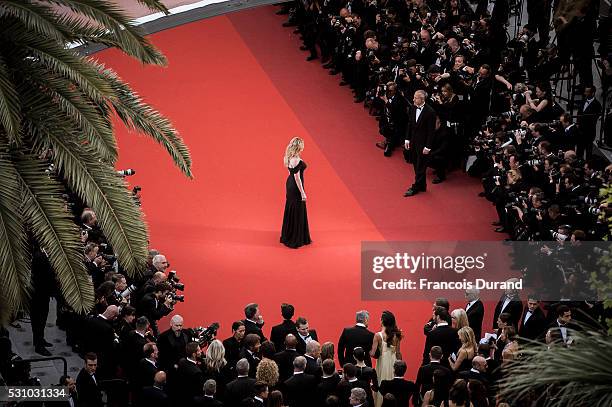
[
  {"xmin": 577, "ymin": 98, "xmax": 602, "ymax": 137},
  {"xmin": 405, "ymin": 103, "xmax": 436, "ymax": 155},
  {"xmin": 379, "ymin": 378, "xmax": 417, "ymax": 407},
  {"xmin": 415, "ymin": 361, "xmax": 451, "ymax": 396},
  {"xmin": 175, "ymin": 358, "xmax": 204, "ymax": 403},
  {"xmin": 296, "ymin": 329, "xmax": 319, "ymax": 355},
  {"xmin": 518, "ymin": 307, "xmax": 547, "ymax": 341},
  {"xmin": 304, "ymin": 354, "xmax": 321, "ymax": 381},
  {"xmin": 222, "ymin": 336, "xmax": 242, "ymax": 372},
  {"xmin": 457, "ymin": 369, "xmax": 489, "ymax": 388},
  {"xmin": 316, "ymin": 374, "xmax": 341, "ymax": 406},
  {"xmin": 121, "ymin": 330, "xmax": 148, "ymax": 374},
  {"xmin": 270, "ymin": 320, "xmax": 298, "ymax": 351},
  {"xmin": 138, "ymin": 294, "xmax": 172, "ymax": 330},
  {"xmin": 336, "ymin": 378, "xmax": 369, "ymax": 407},
  {"xmin": 193, "ymin": 395, "xmax": 224, "ymax": 406},
  {"xmin": 242, "ymin": 319, "xmax": 266, "ymax": 342},
  {"xmin": 239, "ymin": 348, "xmax": 260, "ymax": 378},
  {"xmin": 422, "ymin": 324, "xmax": 460, "ymax": 365},
  {"xmin": 274, "ymin": 349, "xmax": 300, "ymax": 383},
  {"xmin": 466, "ymin": 300, "xmax": 485, "ymax": 340},
  {"xmin": 157, "ymin": 328, "xmax": 190, "ymax": 371},
  {"xmin": 139, "ymin": 385, "xmax": 170, "ymax": 407},
  {"xmin": 80, "ymin": 315, "xmax": 115, "ymax": 359},
  {"xmin": 493, "ymin": 295, "xmax": 523, "ymax": 329},
  {"xmin": 133, "ymin": 358, "xmax": 159, "ymax": 389},
  {"xmin": 225, "ymin": 376, "xmax": 256, "ymax": 407},
  {"xmin": 76, "ymin": 368, "xmax": 103, "ymax": 407},
  {"xmin": 338, "ymin": 325, "xmax": 375, "ymax": 367},
  {"xmin": 284, "ymin": 373, "xmax": 317, "ymax": 407}
]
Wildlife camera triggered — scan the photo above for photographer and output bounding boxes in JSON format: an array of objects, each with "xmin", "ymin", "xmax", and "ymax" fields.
[
  {"xmin": 138, "ymin": 282, "xmax": 174, "ymax": 337},
  {"xmin": 84, "ymin": 242, "xmax": 106, "ymax": 288},
  {"xmin": 158, "ymin": 315, "xmax": 191, "ymax": 372},
  {"xmin": 376, "ymin": 81, "xmax": 408, "ymax": 156}
]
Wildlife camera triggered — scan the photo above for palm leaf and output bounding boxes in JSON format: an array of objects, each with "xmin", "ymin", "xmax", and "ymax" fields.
[
  {"xmin": 13, "ymin": 152, "xmax": 94, "ymax": 314},
  {"xmin": 0, "ymin": 150, "xmax": 31, "ymax": 323},
  {"xmin": 136, "ymin": 0, "xmax": 170, "ymax": 14},
  {"xmin": 0, "ymin": 52, "xmax": 22, "ymax": 143},
  {"xmin": 0, "ymin": 0, "xmax": 68, "ymax": 42}
]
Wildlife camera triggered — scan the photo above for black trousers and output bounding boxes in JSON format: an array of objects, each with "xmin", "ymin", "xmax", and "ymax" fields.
[
  {"xmin": 412, "ymin": 151, "xmax": 430, "ymax": 191},
  {"xmin": 31, "ymin": 294, "xmax": 50, "ymax": 346}
]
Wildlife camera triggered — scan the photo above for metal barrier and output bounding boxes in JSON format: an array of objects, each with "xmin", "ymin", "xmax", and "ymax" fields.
[{"xmin": 17, "ymin": 356, "xmax": 68, "ymax": 378}]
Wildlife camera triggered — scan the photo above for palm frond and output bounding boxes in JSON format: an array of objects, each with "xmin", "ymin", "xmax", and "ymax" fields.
[
  {"xmin": 499, "ymin": 332, "xmax": 612, "ymax": 407},
  {"xmin": 13, "ymin": 152, "xmax": 94, "ymax": 314},
  {"xmin": 136, "ymin": 0, "xmax": 170, "ymax": 15},
  {"xmin": 103, "ymin": 69, "xmax": 193, "ymax": 178},
  {"xmin": 0, "ymin": 0, "xmax": 68, "ymax": 42},
  {"xmin": 0, "ymin": 150, "xmax": 31, "ymax": 323},
  {"xmin": 49, "ymin": 0, "xmax": 167, "ymax": 65},
  {"xmin": 0, "ymin": 53, "xmax": 22, "ymax": 143}
]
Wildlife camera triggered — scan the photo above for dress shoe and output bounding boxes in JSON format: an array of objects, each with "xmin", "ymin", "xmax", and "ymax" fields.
[
  {"xmin": 432, "ymin": 177, "xmax": 445, "ymax": 184},
  {"xmin": 306, "ymin": 55, "xmax": 318, "ymax": 61},
  {"xmin": 495, "ymin": 227, "xmax": 507, "ymax": 233},
  {"xmin": 300, "ymin": 45, "xmax": 308, "ymax": 51},
  {"xmin": 404, "ymin": 188, "xmax": 419, "ymax": 197},
  {"xmin": 384, "ymin": 144, "xmax": 394, "ymax": 156},
  {"xmin": 35, "ymin": 346, "xmax": 52, "ymax": 356},
  {"xmin": 376, "ymin": 141, "xmax": 386, "ymax": 150},
  {"xmin": 339, "ymin": 81, "xmax": 349, "ymax": 86}
]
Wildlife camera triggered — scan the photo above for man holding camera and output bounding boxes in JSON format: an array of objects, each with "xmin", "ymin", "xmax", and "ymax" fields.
[{"xmin": 138, "ymin": 282, "xmax": 174, "ymax": 337}]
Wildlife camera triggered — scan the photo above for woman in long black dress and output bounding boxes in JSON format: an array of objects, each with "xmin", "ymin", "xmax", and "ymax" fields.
[{"xmin": 280, "ymin": 137, "xmax": 312, "ymax": 248}]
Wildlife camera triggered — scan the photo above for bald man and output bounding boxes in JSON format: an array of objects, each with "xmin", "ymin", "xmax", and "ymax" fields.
[
  {"xmin": 274, "ymin": 334, "xmax": 300, "ymax": 383},
  {"xmin": 140, "ymin": 371, "xmax": 169, "ymax": 407}
]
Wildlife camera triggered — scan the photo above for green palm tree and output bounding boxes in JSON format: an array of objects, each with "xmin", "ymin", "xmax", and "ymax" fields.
[{"xmin": 0, "ymin": 0, "xmax": 192, "ymax": 323}]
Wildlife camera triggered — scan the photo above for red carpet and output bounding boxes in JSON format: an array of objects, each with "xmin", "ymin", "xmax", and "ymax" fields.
[{"xmin": 98, "ymin": 6, "xmax": 500, "ymax": 377}]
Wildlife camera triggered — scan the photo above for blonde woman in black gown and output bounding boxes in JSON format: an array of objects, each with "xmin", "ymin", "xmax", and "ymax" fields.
[{"xmin": 280, "ymin": 137, "xmax": 312, "ymax": 248}]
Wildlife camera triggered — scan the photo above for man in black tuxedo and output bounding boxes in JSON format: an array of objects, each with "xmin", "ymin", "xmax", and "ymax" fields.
[
  {"xmin": 317, "ymin": 359, "xmax": 341, "ymax": 406},
  {"xmin": 576, "ymin": 86, "xmax": 602, "ymax": 159},
  {"xmin": 175, "ymin": 342, "xmax": 205, "ymax": 404},
  {"xmin": 428, "ymin": 118, "xmax": 451, "ymax": 184},
  {"xmin": 338, "ymin": 310, "xmax": 375, "ymax": 367},
  {"xmin": 518, "ymin": 295, "xmax": 547, "ymax": 341},
  {"xmin": 240, "ymin": 381, "xmax": 268, "ymax": 406},
  {"xmin": 422, "ymin": 307, "xmax": 460, "ymax": 365},
  {"xmin": 80, "ymin": 305, "xmax": 119, "ymax": 379},
  {"xmin": 239, "ymin": 334, "xmax": 261, "ymax": 378},
  {"xmin": 83, "ymin": 242, "xmax": 105, "ymax": 289},
  {"xmin": 304, "ymin": 340, "xmax": 322, "ymax": 381},
  {"xmin": 492, "ymin": 283, "xmax": 523, "ymax": 330},
  {"xmin": 284, "ymin": 356, "xmax": 317, "ymax": 407},
  {"xmin": 121, "ymin": 316, "xmax": 150, "ymax": 379},
  {"xmin": 139, "ymin": 371, "xmax": 170, "ymax": 407},
  {"xmin": 559, "ymin": 113, "xmax": 581, "ymax": 152},
  {"xmin": 133, "ymin": 343, "xmax": 159, "ymax": 391},
  {"xmin": 157, "ymin": 315, "xmax": 190, "ymax": 371},
  {"xmin": 376, "ymin": 82, "xmax": 409, "ymax": 157},
  {"xmin": 457, "ymin": 356, "xmax": 489, "ymax": 389},
  {"xmin": 242, "ymin": 303, "xmax": 267, "ymax": 342},
  {"xmin": 193, "ymin": 379, "xmax": 224, "ymax": 406},
  {"xmin": 274, "ymin": 334, "xmax": 300, "ymax": 383},
  {"xmin": 348, "ymin": 387, "xmax": 368, "ymax": 407},
  {"xmin": 379, "ymin": 360, "xmax": 417, "ymax": 407},
  {"xmin": 465, "ymin": 289, "xmax": 484, "ymax": 341},
  {"xmin": 415, "ymin": 346, "xmax": 451, "ymax": 397},
  {"xmin": 546, "ymin": 304, "xmax": 579, "ymax": 347},
  {"xmin": 30, "ymin": 245, "xmax": 55, "ymax": 357},
  {"xmin": 47, "ymin": 375, "xmax": 78, "ymax": 407},
  {"xmin": 336, "ymin": 364, "xmax": 369, "ymax": 407},
  {"xmin": 223, "ymin": 321, "xmax": 246, "ymax": 372},
  {"xmin": 404, "ymin": 90, "xmax": 436, "ymax": 197},
  {"xmin": 138, "ymin": 282, "xmax": 173, "ymax": 337},
  {"xmin": 270, "ymin": 303, "xmax": 298, "ymax": 352},
  {"xmin": 226, "ymin": 359, "xmax": 256, "ymax": 407},
  {"xmin": 295, "ymin": 316, "xmax": 319, "ymax": 355},
  {"xmin": 424, "ymin": 298, "xmax": 451, "ymax": 336},
  {"xmin": 76, "ymin": 353, "xmax": 103, "ymax": 407}
]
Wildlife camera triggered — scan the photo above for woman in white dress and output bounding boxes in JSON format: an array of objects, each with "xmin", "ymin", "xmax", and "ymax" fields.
[{"xmin": 370, "ymin": 310, "xmax": 403, "ymax": 407}]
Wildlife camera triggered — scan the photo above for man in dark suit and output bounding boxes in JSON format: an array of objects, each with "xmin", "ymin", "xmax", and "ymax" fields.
[
  {"xmin": 133, "ymin": 343, "xmax": 159, "ymax": 391},
  {"xmin": 223, "ymin": 321, "xmax": 246, "ymax": 372},
  {"xmin": 138, "ymin": 282, "xmax": 173, "ymax": 337},
  {"xmin": 47, "ymin": 375, "xmax": 78, "ymax": 407},
  {"xmin": 492, "ymin": 283, "xmax": 523, "ymax": 330},
  {"xmin": 193, "ymin": 379, "xmax": 224, "ymax": 406},
  {"xmin": 242, "ymin": 303, "xmax": 267, "ymax": 342},
  {"xmin": 83, "ymin": 242, "xmax": 105, "ymax": 288},
  {"xmin": 404, "ymin": 90, "xmax": 436, "ymax": 197},
  {"xmin": 465, "ymin": 289, "xmax": 485, "ymax": 341},
  {"xmin": 270, "ymin": 303, "xmax": 298, "ymax": 352},
  {"xmin": 376, "ymin": 82, "xmax": 409, "ymax": 157},
  {"xmin": 559, "ymin": 113, "xmax": 581, "ymax": 152},
  {"xmin": 545, "ymin": 304, "xmax": 579, "ymax": 347},
  {"xmin": 284, "ymin": 356, "xmax": 317, "ymax": 407},
  {"xmin": 157, "ymin": 314, "xmax": 190, "ymax": 371},
  {"xmin": 239, "ymin": 334, "xmax": 261, "ymax": 378},
  {"xmin": 175, "ymin": 342, "xmax": 205, "ymax": 404},
  {"xmin": 239, "ymin": 381, "xmax": 268, "ymax": 406},
  {"xmin": 423, "ymin": 298, "xmax": 451, "ymax": 336},
  {"xmin": 518, "ymin": 295, "xmax": 547, "ymax": 341},
  {"xmin": 274, "ymin": 334, "xmax": 300, "ymax": 383},
  {"xmin": 80, "ymin": 305, "xmax": 119, "ymax": 379},
  {"xmin": 30, "ymin": 245, "xmax": 55, "ymax": 357},
  {"xmin": 576, "ymin": 86, "xmax": 602, "ymax": 159},
  {"xmin": 457, "ymin": 356, "xmax": 490, "ymax": 389},
  {"xmin": 225, "ymin": 359, "xmax": 256, "ymax": 406},
  {"xmin": 422, "ymin": 307, "xmax": 460, "ymax": 365},
  {"xmin": 139, "ymin": 371, "xmax": 170, "ymax": 407},
  {"xmin": 428, "ymin": 118, "xmax": 451, "ymax": 184},
  {"xmin": 304, "ymin": 340, "xmax": 322, "ymax": 381},
  {"xmin": 122, "ymin": 316, "xmax": 150, "ymax": 378},
  {"xmin": 379, "ymin": 360, "xmax": 417, "ymax": 407},
  {"xmin": 317, "ymin": 359, "xmax": 340, "ymax": 406},
  {"xmin": 295, "ymin": 316, "xmax": 319, "ymax": 355},
  {"xmin": 76, "ymin": 353, "xmax": 103, "ymax": 407},
  {"xmin": 415, "ymin": 346, "xmax": 451, "ymax": 397},
  {"xmin": 335, "ymin": 364, "xmax": 369, "ymax": 407},
  {"xmin": 338, "ymin": 310, "xmax": 375, "ymax": 367}
]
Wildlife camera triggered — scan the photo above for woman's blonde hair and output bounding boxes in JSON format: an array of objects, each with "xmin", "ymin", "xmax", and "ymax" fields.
[
  {"xmin": 256, "ymin": 358, "xmax": 280, "ymax": 386},
  {"xmin": 284, "ymin": 137, "xmax": 304, "ymax": 167},
  {"xmin": 205, "ymin": 339, "xmax": 227, "ymax": 372},
  {"xmin": 457, "ymin": 326, "xmax": 478, "ymax": 353},
  {"xmin": 451, "ymin": 309, "xmax": 469, "ymax": 330}
]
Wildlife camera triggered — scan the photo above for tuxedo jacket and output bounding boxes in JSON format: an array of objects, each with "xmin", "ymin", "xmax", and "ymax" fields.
[
  {"xmin": 405, "ymin": 104, "xmax": 436, "ymax": 153},
  {"xmin": 139, "ymin": 385, "xmax": 170, "ymax": 407},
  {"xmin": 415, "ymin": 362, "xmax": 451, "ymax": 396},
  {"xmin": 296, "ymin": 329, "xmax": 319, "ymax": 355},
  {"xmin": 466, "ymin": 300, "xmax": 485, "ymax": 340},
  {"xmin": 225, "ymin": 377, "xmax": 256, "ymax": 407},
  {"xmin": 193, "ymin": 395, "xmax": 224, "ymax": 406},
  {"xmin": 270, "ymin": 320, "xmax": 298, "ymax": 351},
  {"xmin": 274, "ymin": 348, "xmax": 300, "ymax": 383},
  {"xmin": 304, "ymin": 354, "xmax": 321, "ymax": 381},
  {"xmin": 338, "ymin": 325, "xmax": 375, "ymax": 366},
  {"xmin": 133, "ymin": 358, "xmax": 159, "ymax": 389},
  {"xmin": 379, "ymin": 378, "xmax": 418, "ymax": 407},
  {"xmin": 175, "ymin": 358, "xmax": 204, "ymax": 402},
  {"xmin": 316, "ymin": 374, "xmax": 341, "ymax": 406},
  {"xmin": 518, "ymin": 307, "xmax": 547, "ymax": 341},
  {"xmin": 76, "ymin": 368, "xmax": 103, "ymax": 407},
  {"xmin": 457, "ymin": 369, "xmax": 489, "ymax": 388},
  {"xmin": 121, "ymin": 330, "xmax": 148, "ymax": 373},
  {"xmin": 336, "ymin": 378, "xmax": 369, "ymax": 407},
  {"xmin": 422, "ymin": 324, "xmax": 460, "ymax": 365},
  {"xmin": 222, "ymin": 336, "xmax": 242, "ymax": 371},
  {"xmin": 81, "ymin": 315, "xmax": 115, "ymax": 358},
  {"xmin": 284, "ymin": 373, "xmax": 318, "ymax": 407},
  {"xmin": 577, "ymin": 98, "xmax": 602, "ymax": 135},
  {"xmin": 157, "ymin": 328, "xmax": 189, "ymax": 371},
  {"xmin": 240, "ymin": 397, "xmax": 264, "ymax": 407},
  {"xmin": 239, "ymin": 348, "xmax": 260, "ymax": 378},
  {"xmin": 493, "ymin": 295, "xmax": 523, "ymax": 329},
  {"xmin": 242, "ymin": 319, "xmax": 267, "ymax": 342}
]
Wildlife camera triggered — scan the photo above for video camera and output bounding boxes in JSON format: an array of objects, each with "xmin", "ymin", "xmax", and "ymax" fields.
[{"xmin": 186, "ymin": 322, "xmax": 220, "ymax": 347}]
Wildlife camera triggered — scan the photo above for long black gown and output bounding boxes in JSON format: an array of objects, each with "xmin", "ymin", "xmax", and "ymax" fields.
[{"xmin": 280, "ymin": 160, "xmax": 312, "ymax": 248}]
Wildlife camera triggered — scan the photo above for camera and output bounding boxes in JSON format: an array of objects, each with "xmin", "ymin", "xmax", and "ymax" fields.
[
  {"xmin": 551, "ymin": 230, "xmax": 568, "ymax": 241},
  {"xmin": 117, "ymin": 169, "xmax": 136, "ymax": 177},
  {"xmin": 169, "ymin": 292, "xmax": 185, "ymax": 302},
  {"xmin": 187, "ymin": 323, "xmax": 220, "ymax": 347},
  {"xmin": 168, "ymin": 270, "xmax": 185, "ymax": 291}
]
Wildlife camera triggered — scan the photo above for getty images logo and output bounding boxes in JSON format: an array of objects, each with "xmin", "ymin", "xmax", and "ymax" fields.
[{"xmin": 371, "ymin": 252, "xmax": 488, "ymax": 274}]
